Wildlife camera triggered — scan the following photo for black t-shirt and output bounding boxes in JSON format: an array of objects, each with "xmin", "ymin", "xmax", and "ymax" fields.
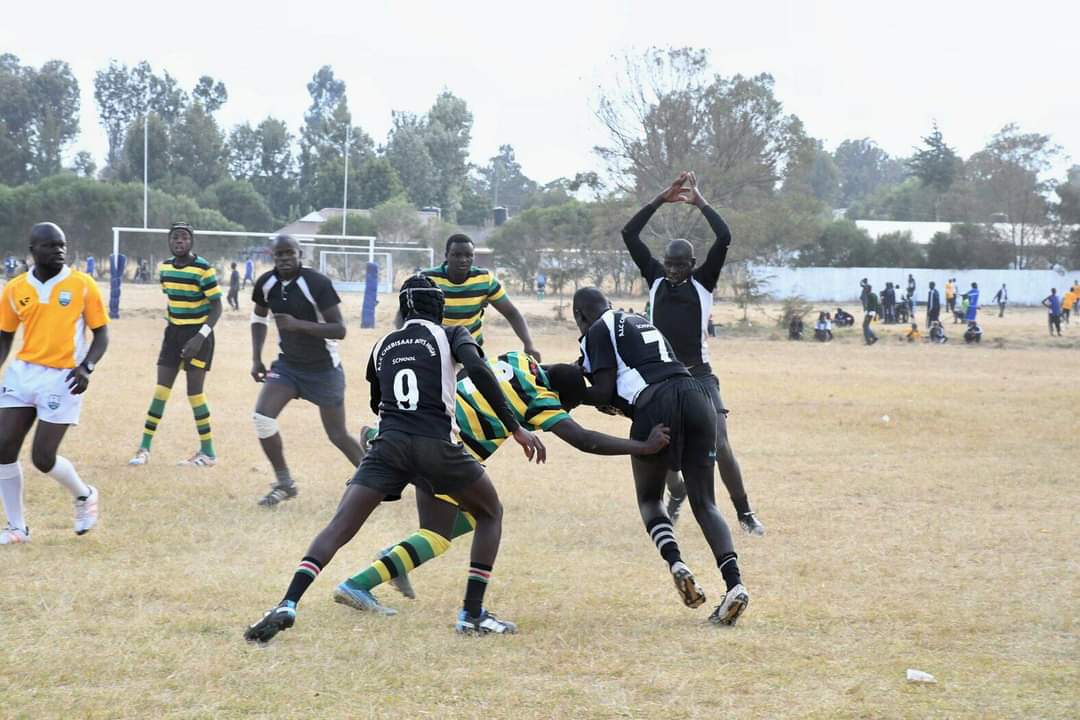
[
  {"xmin": 580, "ymin": 309, "xmax": 689, "ymax": 416},
  {"xmin": 252, "ymin": 266, "xmax": 342, "ymax": 370},
  {"xmin": 367, "ymin": 319, "xmax": 478, "ymax": 441}
]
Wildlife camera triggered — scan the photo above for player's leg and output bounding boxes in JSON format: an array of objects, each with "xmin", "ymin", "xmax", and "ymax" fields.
[
  {"xmin": 336, "ymin": 490, "xmax": 457, "ymax": 611},
  {"xmin": 31, "ymin": 420, "xmax": 99, "ymax": 535},
  {"xmin": 253, "ymin": 378, "xmax": 298, "ymax": 506},
  {"xmin": 244, "ymin": 482, "xmax": 386, "ymax": 643},
  {"xmin": 179, "ymin": 358, "xmax": 216, "ymax": 466},
  {"xmin": 632, "ymin": 454, "xmax": 705, "ymax": 609},
  {"xmin": 702, "ymin": 375, "xmax": 763, "ymax": 535},
  {"xmin": 0, "ymin": 407, "xmax": 36, "ymax": 543},
  {"xmin": 129, "ymin": 363, "xmax": 180, "ymax": 465},
  {"xmin": 318, "ymin": 401, "xmax": 364, "ymax": 467},
  {"xmin": 663, "ymin": 471, "xmax": 687, "ymax": 524}
]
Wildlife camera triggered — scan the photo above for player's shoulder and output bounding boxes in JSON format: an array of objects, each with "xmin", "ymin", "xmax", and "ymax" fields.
[
  {"xmin": 300, "ymin": 266, "xmax": 334, "ymax": 287},
  {"xmin": 192, "ymin": 255, "xmax": 214, "ymax": 271},
  {"xmin": 254, "ymin": 268, "xmax": 274, "ymax": 285},
  {"xmin": 67, "ymin": 270, "xmax": 99, "ymax": 289},
  {"xmin": 1, "ymin": 273, "xmax": 27, "ymax": 298}
]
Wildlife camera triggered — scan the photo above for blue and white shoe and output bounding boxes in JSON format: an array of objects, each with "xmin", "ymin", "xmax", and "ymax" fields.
[
  {"xmin": 244, "ymin": 602, "xmax": 296, "ymax": 643},
  {"xmin": 332, "ymin": 581, "xmax": 397, "ymax": 615},
  {"xmin": 455, "ymin": 608, "xmax": 517, "ymax": 635},
  {"xmin": 376, "ymin": 546, "xmax": 417, "ymax": 599}
]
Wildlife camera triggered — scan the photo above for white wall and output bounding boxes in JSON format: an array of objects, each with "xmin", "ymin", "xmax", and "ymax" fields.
[{"xmin": 753, "ymin": 266, "xmax": 1079, "ymax": 305}]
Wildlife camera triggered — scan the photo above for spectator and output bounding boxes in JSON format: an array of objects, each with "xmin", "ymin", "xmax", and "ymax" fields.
[
  {"xmin": 814, "ymin": 312, "xmax": 833, "ymax": 342},
  {"xmin": 926, "ymin": 281, "xmax": 941, "ymax": 328},
  {"xmin": 895, "ymin": 298, "xmax": 910, "ymax": 324},
  {"xmin": 906, "ymin": 274, "xmax": 916, "ymax": 313},
  {"xmin": 227, "ymin": 262, "xmax": 240, "ymax": 311},
  {"xmin": 1043, "ymin": 288, "xmax": 1063, "ymax": 336},
  {"xmin": 3, "ymin": 253, "xmax": 17, "ymax": 279},
  {"xmin": 86, "ymin": 254, "xmax": 96, "ymax": 278},
  {"xmin": 993, "ymin": 283, "xmax": 1008, "ymax": 317},
  {"xmin": 882, "ymin": 282, "xmax": 896, "ymax": 324},
  {"xmin": 945, "ymin": 278, "xmax": 957, "ymax": 314},
  {"xmin": 859, "ymin": 278, "xmax": 870, "ymax": 310},
  {"xmin": 964, "ymin": 321, "xmax": 982, "ymax": 344},
  {"xmin": 963, "ymin": 282, "xmax": 979, "ymax": 323},
  {"xmin": 863, "ymin": 284, "xmax": 879, "ymax": 345},
  {"xmin": 707, "ymin": 314, "xmax": 716, "ymax": 337},
  {"xmin": 788, "ymin": 315, "xmax": 804, "ymax": 340},
  {"xmin": 904, "ymin": 323, "xmax": 921, "ymax": 343},
  {"xmin": 833, "ymin": 307, "xmax": 855, "ymax": 327},
  {"xmin": 1060, "ymin": 286, "xmax": 1075, "ymax": 325},
  {"xmin": 955, "ymin": 294, "xmax": 969, "ymax": 324},
  {"xmin": 929, "ymin": 320, "xmax": 948, "ymax": 344},
  {"xmin": 536, "ymin": 271, "xmax": 546, "ymax": 301},
  {"xmin": 243, "ymin": 256, "xmax": 255, "ymax": 288}
]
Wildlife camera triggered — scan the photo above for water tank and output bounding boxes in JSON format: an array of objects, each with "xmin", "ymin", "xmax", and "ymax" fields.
[{"xmin": 493, "ymin": 207, "xmax": 508, "ymax": 226}]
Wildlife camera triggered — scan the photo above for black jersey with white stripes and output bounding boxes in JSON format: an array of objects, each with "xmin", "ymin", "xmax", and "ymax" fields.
[
  {"xmin": 622, "ymin": 202, "xmax": 731, "ymax": 371},
  {"xmin": 366, "ymin": 319, "xmax": 478, "ymax": 441},
  {"xmin": 252, "ymin": 266, "xmax": 342, "ymax": 369},
  {"xmin": 580, "ymin": 309, "xmax": 689, "ymax": 416}
]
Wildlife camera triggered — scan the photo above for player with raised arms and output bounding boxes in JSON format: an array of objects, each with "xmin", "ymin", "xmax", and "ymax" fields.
[
  {"xmin": 244, "ymin": 275, "xmax": 546, "ymax": 642},
  {"xmin": 128, "ymin": 222, "xmax": 222, "ymax": 467},
  {"xmin": 622, "ymin": 172, "xmax": 763, "ymax": 535},
  {"xmin": 573, "ymin": 286, "xmax": 749, "ymax": 625},
  {"xmin": 333, "ymin": 353, "xmax": 671, "ymax": 613},
  {"xmin": 0, "ymin": 223, "xmax": 109, "ymax": 543},
  {"xmin": 249, "ymin": 235, "xmax": 365, "ymax": 506}
]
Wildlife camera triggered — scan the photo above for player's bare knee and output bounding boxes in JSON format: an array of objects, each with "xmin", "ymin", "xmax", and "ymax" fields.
[{"xmin": 31, "ymin": 448, "xmax": 57, "ymax": 473}]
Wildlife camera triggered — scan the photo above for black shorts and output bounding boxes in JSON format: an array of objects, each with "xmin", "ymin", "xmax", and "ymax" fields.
[
  {"xmin": 266, "ymin": 359, "xmax": 345, "ymax": 408},
  {"xmin": 157, "ymin": 323, "xmax": 214, "ymax": 371},
  {"xmin": 348, "ymin": 429, "xmax": 486, "ymax": 501},
  {"xmin": 688, "ymin": 368, "xmax": 727, "ymax": 415},
  {"xmin": 631, "ymin": 376, "xmax": 716, "ymax": 471}
]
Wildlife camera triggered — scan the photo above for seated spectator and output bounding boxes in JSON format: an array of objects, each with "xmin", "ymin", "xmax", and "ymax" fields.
[
  {"xmin": 833, "ymin": 308, "xmax": 855, "ymax": 327},
  {"xmin": 929, "ymin": 320, "xmax": 948, "ymax": 344},
  {"xmin": 904, "ymin": 322, "xmax": 921, "ymax": 343},
  {"xmin": 788, "ymin": 315, "xmax": 804, "ymax": 340},
  {"xmin": 814, "ymin": 312, "xmax": 833, "ymax": 342},
  {"xmin": 964, "ymin": 321, "xmax": 982, "ymax": 344},
  {"xmin": 896, "ymin": 301, "xmax": 910, "ymax": 324}
]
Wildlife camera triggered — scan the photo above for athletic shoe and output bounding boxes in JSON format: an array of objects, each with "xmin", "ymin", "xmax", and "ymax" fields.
[
  {"xmin": 455, "ymin": 608, "xmax": 517, "ymax": 635},
  {"xmin": 739, "ymin": 512, "xmax": 765, "ymax": 537},
  {"xmin": 128, "ymin": 448, "xmax": 150, "ymax": 466},
  {"xmin": 332, "ymin": 582, "xmax": 398, "ymax": 615},
  {"xmin": 670, "ymin": 561, "xmax": 706, "ymax": 608},
  {"xmin": 0, "ymin": 525, "xmax": 30, "ymax": 545},
  {"xmin": 709, "ymin": 584, "xmax": 749, "ymax": 626},
  {"xmin": 377, "ymin": 545, "xmax": 417, "ymax": 599},
  {"xmin": 257, "ymin": 483, "xmax": 298, "ymax": 508},
  {"xmin": 358, "ymin": 424, "xmax": 376, "ymax": 459},
  {"xmin": 178, "ymin": 451, "xmax": 216, "ymax": 467},
  {"xmin": 244, "ymin": 602, "xmax": 296, "ymax": 643},
  {"xmin": 74, "ymin": 485, "xmax": 99, "ymax": 535},
  {"xmin": 666, "ymin": 492, "xmax": 686, "ymax": 525}
]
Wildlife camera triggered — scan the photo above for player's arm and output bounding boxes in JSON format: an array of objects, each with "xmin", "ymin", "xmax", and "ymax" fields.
[
  {"xmin": 273, "ymin": 303, "xmax": 347, "ymax": 339},
  {"xmin": 181, "ymin": 297, "xmax": 222, "ymax": 362},
  {"xmin": 686, "ymin": 172, "xmax": 732, "ymax": 292},
  {"xmin": 250, "ymin": 302, "xmax": 270, "ymax": 382},
  {"xmin": 0, "ymin": 331, "xmax": 14, "ymax": 369},
  {"xmin": 366, "ymin": 351, "xmax": 381, "ymax": 416},
  {"xmin": 622, "ymin": 173, "xmax": 689, "ymax": 281},
  {"xmin": 490, "ymin": 294, "xmax": 541, "ymax": 361},
  {"xmin": 67, "ymin": 324, "xmax": 109, "ymax": 395},
  {"xmin": 456, "ymin": 340, "xmax": 546, "ymax": 463},
  {"xmin": 0, "ymin": 287, "xmax": 17, "ymax": 368},
  {"xmin": 550, "ymin": 417, "xmax": 668, "ymax": 456},
  {"xmin": 580, "ymin": 367, "xmax": 617, "ymax": 408}
]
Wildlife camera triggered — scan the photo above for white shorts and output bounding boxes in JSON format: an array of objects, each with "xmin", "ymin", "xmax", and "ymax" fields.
[{"xmin": 0, "ymin": 360, "xmax": 83, "ymax": 425}]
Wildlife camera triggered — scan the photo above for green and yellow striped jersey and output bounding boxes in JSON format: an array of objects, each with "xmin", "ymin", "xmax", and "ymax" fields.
[
  {"xmin": 456, "ymin": 351, "xmax": 570, "ymax": 460},
  {"xmin": 422, "ymin": 263, "xmax": 506, "ymax": 345},
  {"xmin": 159, "ymin": 255, "xmax": 221, "ymax": 325}
]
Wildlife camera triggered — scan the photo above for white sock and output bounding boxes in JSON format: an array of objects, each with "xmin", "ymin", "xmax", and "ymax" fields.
[
  {"xmin": 48, "ymin": 456, "xmax": 90, "ymax": 499},
  {"xmin": 0, "ymin": 461, "xmax": 26, "ymax": 530}
]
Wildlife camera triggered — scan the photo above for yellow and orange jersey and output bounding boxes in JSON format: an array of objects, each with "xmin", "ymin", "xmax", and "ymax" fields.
[{"xmin": 0, "ymin": 266, "xmax": 108, "ymax": 369}]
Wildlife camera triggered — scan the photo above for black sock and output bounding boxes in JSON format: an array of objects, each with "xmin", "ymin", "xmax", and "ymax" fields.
[
  {"xmin": 463, "ymin": 562, "xmax": 492, "ymax": 617},
  {"xmin": 731, "ymin": 493, "xmax": 752, "ymax": 517},
  {"xmin": 718, "ymin": 552, "xmax": 742, "ymax": 591},
  {"xmin": 646, "ymin": 516, "xmax": 682, "ymax": 568},
  {"xmin": 283, "ymin": 556, "xmax": 322, "ymax": 606}
]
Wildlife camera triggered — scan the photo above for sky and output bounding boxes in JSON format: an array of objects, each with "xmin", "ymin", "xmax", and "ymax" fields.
[{"xmin": 3, "ymin": 0, "xmax": 1076, "ymax": 186}]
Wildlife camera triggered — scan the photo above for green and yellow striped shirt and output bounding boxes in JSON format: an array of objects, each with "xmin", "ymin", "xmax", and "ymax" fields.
[
  {"xmin": 423, "ymin": 263, "xmax": 506, "ymax": 345},
  {"xmin": 159, "ymin": 255, "xmax": 221, "ymax": 325},
  {"xmin": 456, "ymin": 351, "xmax": 569, "ymax": 460}
]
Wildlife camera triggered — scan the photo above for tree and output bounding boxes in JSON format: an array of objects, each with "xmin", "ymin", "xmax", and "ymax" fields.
[
  {"xmin": 968, "ymin": 124, "xmax": 1061, "ymax": 268},
  {"xmin": 71, "ymin": 151, "xmax": 96, "ymax": 178},
  {"xmin": 200, "ymin": 179, "xmax": 273, "ymax": 230},
  {"xmin": 192, "ymin": 76, "xmax": 227, "ymax": 114},
  {"xmin": 385, "ymin": 111, "xmax": 437, "ymax": 207},
  {"xmin": 119, "ymin": 113, "xmax": 170, "ymax": 185},
  {"xmin": 793, "ymin": 220, "xmax": 874, "ymax": 267},
  {"xmin": 0, "ymin": 54, "xmax": 36, "ymax": 184},
  {"xmin": 872, "ymin": 231, "xmax": 926, "ymax": 267},
  {"xmin": 0, "ymin": 55, "xmax": 80, "ymax": 183},
  {"xmin": 907, "ymin": 122, "xmax": 959, "ymax": 220},
  {"xmin": 423, "ymin": 91, "xmax": 473, "ymax": 220},
  {"xmin": 371, "ymin": 196, "xmax": 423, "ymax": 244},
  {"xmin": 170, "ymin": 102, "xmax": 226, "ymax": 189},
  {"xmin": 1054, "ymin": 165, "xmax": 1080, "ymax": 225},
  {"xmin": 783, "ymin": 137, "xmax": 840, "ymax": 207},
  {"xmin": 227, "ymin": 117, "xmax": 297, "ymax": 221},
  {"xmin": 832, "ymin": 138, "xmax": 906, "ymax": 207},
  {"xmin": 354, "ymin": 157, "xmax": 404, "ymax": 209},
  {"xmin": 476, "ymin": 144, "xmax": 537, "ymax": 216},
  {"xmin": 925, "ymin": 224, "xmax": 1014, "ymax": 269},
  {"xmin": 318, "ymin": 211, "xmax": 377, "ymax": 237}
]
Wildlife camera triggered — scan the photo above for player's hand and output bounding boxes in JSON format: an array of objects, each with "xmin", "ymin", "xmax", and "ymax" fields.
[
  {"xmin": 643, "ymin": 424, "xmax": 670, "ymax": 454},
  {"xmin": 684, "ymin": 171, "xmax": 707, "ymax": 207},
  {"xmin": 511, "ymin": 426, "xmax": 546, "ymax": 464},
  {"xmin": 656, "ymin": 172, "xmax": 691, "ymax": 204},
  {"xmin": 524, "ymin": 345, "xmax": 542, "ymax": 362},
  {"xmin": 274, "ymin": 313, "xmax": 300, "ymax": 332},
  {"xmin": 251, "ymin": 361, "xmax": 267, "ymax": 383},
  {"xmin": 181, "ymin": 335, "xmax": 204, "ymax": 361},
  {"xmin": 66, "ymin": 365, "xmax": 91, "ymax": 395}
]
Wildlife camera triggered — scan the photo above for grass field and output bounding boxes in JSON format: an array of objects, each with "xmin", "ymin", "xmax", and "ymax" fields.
[{"xmin": 1, "ymin": 283, "xmax": 1077, "ymax": 719}]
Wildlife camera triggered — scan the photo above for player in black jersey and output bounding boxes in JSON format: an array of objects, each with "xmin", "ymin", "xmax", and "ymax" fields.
[
  {"xmin": 574, "ymin": 287, "xmax": 749, "ymax": 626},
  {"xmin": 249, "ymin": 235, "xmax": 365, "ymax": 507},
  {"xmin": 245, "ymin": 276, "xmax": 545, "ymax": 643},
  {"xmin": 622, "ymin": 172, "xmax": 763, "ymax": 536}
]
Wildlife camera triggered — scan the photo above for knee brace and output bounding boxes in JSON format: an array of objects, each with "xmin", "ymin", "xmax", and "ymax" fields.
[{"xmin": 253, "ymin": 412, "xmax": 279, "ymax": 439}]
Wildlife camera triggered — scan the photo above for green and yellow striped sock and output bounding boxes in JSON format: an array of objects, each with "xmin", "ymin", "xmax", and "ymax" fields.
[
  {"xmin": 345, "ymin": 529, "xmax": 451, "ymax": 592},
  {"xmin": 187, "ymin": 393, "xmax": 215, "ymax": 457},
  {"xmin": 140, "ymin": 385, "xmax": 172, "ymax": 451}
]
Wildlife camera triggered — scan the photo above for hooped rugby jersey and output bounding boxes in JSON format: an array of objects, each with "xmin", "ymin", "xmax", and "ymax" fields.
[
  {"xmin": 159, "ymin": 255, "xmax": 221, "ymax": 325},
  {"xmin": 421, "ymin": 263, "xmax": 506, "ymax": 345},
  {"xmin": 0, "ymin": 266, "xmax": 107, "ymax": 369}
]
